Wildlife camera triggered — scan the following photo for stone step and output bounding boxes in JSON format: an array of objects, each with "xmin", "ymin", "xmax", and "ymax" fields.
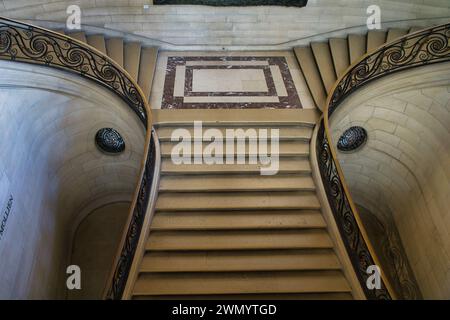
[
  {"xmin": 124, "ymin": 42, "xmax": 141, "ymax": 82},
  {"xmin": 105, "ymin": 37, "xmax": 124, "ymax": 67},
  {"xmin": 86, "ymin": 34, "xmax": 106, "ymax": 55},
  {"xmin": 386, "ymin": 28, "xmax": 408, "ymax": 43},
  {"xmin": 156, "ymin": 125, "xmax": 313, "ymax": 142},
  {"xmin": 329, "ymin": 38, "xmax": 349, "ymax": 78},
  {"xmin": 294, "ymin": 46, "xmax": 327, "ymax": 110},
  {"xmin": 68, "ymin": 31, "xmax": 87, "ymax": 43},
  {"xmin": 160, "ymin": 157, "xmax": 311, "ymax": 175},
  {"xmin": 311, "ymin": 42, "xmax": 337, "ymax": 93},
  {"xmin": 348, "ymin": 34, "xmax": 367, "ymax": 64},
  {"xmin": 138, "ymin": 47, "xmax": 159, "ymax": 101},
  {"xmin": 150, "ymin": 210, "xmax": 325, "ymax": 230},
  {"xmin": 159, "ymin": 140, "xmax": 310, "ymax": 158},
  {"xmin": 155, "ymin": 191, "xmax": 320, "ymax": 211},
  {"xmin": 141, "ymin": 249, "xmax": 340, "ymax": 272},
  {"xmin": 146, "ymin": 229, "xmax": 332, "ymax": 251},
  {"xmin": 367, "ymin": 30, "xmax": 387, "ymax": 52},
  {"xmin": 158, "ymin": 174, "xmax": 315, "ymax": 192},
  {"xmin": 133, "ymin": 271, "xmax": 351, "ymax": 295}
]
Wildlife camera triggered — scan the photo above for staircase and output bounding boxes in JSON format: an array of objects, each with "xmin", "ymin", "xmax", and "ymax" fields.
[
  {"xmin": 294, "ymin": 27, "xmax": 423, "ymax": 109},
  {"xmin": 130, "ymin": 109, "xmax": 353, "ymax": 300},
  {"xmin": 51, "ymin": 25, "xmax": 427, "ymax": 299}
]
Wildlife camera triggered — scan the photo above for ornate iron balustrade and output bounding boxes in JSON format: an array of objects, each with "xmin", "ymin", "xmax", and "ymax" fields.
[
  {"xmin": 0, "ymin": 17, "xmax": 147, "ymax": 124},
  {"xmin": 0, "ymin": 17, "xmax": 158, "ymax": 300},
  {"xmin": 317, "ymin": 23, "xmax": 450, "ymax": 299}
]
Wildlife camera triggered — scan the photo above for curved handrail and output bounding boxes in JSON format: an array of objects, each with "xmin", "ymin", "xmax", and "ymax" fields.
[
  {"xmin": 0, "ymin": 16, "xmax": 159, "ymax": 300},
  {"xmin": 317, "ymin": 23, "xmax": 450, "ymax": 299}
]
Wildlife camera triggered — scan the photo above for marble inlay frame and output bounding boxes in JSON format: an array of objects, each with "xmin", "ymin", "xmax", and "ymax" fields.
[{"xmin": 162, "ymin": 56, "xmax": 302, "ymax": 109}]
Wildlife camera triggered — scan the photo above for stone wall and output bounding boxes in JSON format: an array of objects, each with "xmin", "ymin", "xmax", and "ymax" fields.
[
  {"xmin": 329, "ymin": 63, "xmax": 450, "ymax": 299},
  {"xmin": 0, "ymin": 0, "xmax": 448, "ymax": 49},
  {"xmin": 68, "ymin": 202, "xmax": 130, "ymax": 300},
  {"xmin": 0, "ymin": 61, "xmax": 145, "ymax": 299}
]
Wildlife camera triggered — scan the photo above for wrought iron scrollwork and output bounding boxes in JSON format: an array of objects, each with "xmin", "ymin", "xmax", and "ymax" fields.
[
  {"xmin": 317, "ymin": 122, "xmax": 391, "ymax": 299},
  {"xmin": 0, "ymin": 17, "xmax": 147, "ymax": 125},
  {"xmin": 329, "ymin": 24, "xmax": 450, "ymax": 116},
  {"xmin": 317, "ymin": 23, "xmax": 450, "ymax": 299},
  {"xmin": 0, "ymin": 17, "xmax": 156, "ymax": 300},
  {"xmin": 106, "ymin": 134, "xmax": 156, "ymax": 300}
]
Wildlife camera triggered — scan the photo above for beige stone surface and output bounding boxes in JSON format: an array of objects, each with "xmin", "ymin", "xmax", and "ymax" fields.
[
  {"xmin": 0, "ymin": 61, "xmax": 145, "ymax": 299},
  {"xmin": 192, "ymin": 69, "xmax": 268, "ymax": 92},
  {"xmin": 329, "ymin": 63, "xmax": 450, "ymax": 299},
  {"xmin": 68, "ymin": 202, "xmax": 130, "ymax": 300},
  {"xmin": 0, "ymin": 0, "xmax": 448, "ymax": 49}
]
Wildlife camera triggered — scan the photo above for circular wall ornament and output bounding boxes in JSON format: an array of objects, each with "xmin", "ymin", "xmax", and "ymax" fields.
[
  {"xmin": 337, "ymin": 126, "xmax": 367, "ymax": 152},
  {"xmin": 95, "ymin": 128, "xmax": 125, "ymax": 154}
]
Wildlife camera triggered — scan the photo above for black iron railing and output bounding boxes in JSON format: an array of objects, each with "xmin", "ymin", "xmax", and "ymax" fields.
[{"xmin": 317, "ymin": 23, "xmax": 450, "ymax": 299}]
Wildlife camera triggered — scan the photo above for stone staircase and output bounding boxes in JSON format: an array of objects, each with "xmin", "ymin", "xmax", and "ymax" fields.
[
  {"xmin": 55, "ymin": 30, "xmax": 158, "ymax": 101},
  {"xmin": 52, "ymin": 25, "xmax": 426, "ymax": 299},
  {"xmin": 295, "ymin": 27, "xmax": 423, "ymax": 109},
  {"xmin": 131, "ymin": 109, "xmax": 354, "ymax": 299}
]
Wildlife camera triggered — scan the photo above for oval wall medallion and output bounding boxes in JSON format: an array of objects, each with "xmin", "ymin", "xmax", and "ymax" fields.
[
  {"xmin": 95, "ymin": 128, "xmax": 125, "ymax": 154},
  {"xmin": 337, "ymin": 126, "xmax": 367, "ymax": 152}
]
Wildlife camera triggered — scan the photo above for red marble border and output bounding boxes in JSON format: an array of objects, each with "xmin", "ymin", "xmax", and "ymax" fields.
[{"xmin": 162, "ymin": 56, "xmax": 302, "ymax": 109}]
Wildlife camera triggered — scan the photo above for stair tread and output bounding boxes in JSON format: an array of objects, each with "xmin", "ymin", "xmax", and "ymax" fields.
[
  {"xmin": 124, "ymin": 42, "xmax": 141, "ymax": 81},
  {"xmin": 153, "ymin": 109, "xmax": 319, "ymax": 125},
  {"xmin": 106, "ymin": 38, "xmax": 124, "ymax": 67},
  {"xmin": 160, "ymin": 140, "xmax": 310, "ymax": 157},
  {"xmin": 159, "ymin": 174, "xmax": 315, "ymax": 192},
  {"xmin": 294, "ymin": 47, "xmax": 327, "ymax": 110},
  {"xmin": 138, "ymin": 47, "xmax": 159, "ymax": 101},
  {"xmin": 367, "ymin": 30, "xmax": 387, "ymax": 52},
  {"xmin": 133, "ymin": 271, "xmax": 351, "ymax": 295},
  {"xmin": 348, "ymin": 34, "xmax": 366, "ymax": 64},
  {"xmin": 141, "ymin": 249, "xmax": 340, "ymax": 272},
  {"xmin": 86, "ymin": 35, "xmax": 106, "ymax": 54},
  {"xmin": 161, "ymin": 157, "xmax": 311, "ymax": 175},
  {"xmin": 157, "ymin": 126, "xmax": 312, "ymax": 141},
  {"xmin": 155, "ymin": 191, "xmax": 320, "ymax": 211},
  {"xmin": 408, "ymin": 26, "xmax": 424, "ymax": 34},
  {"xmin": 311, "ymin": 42, "xmax": 337, "ymax": 93},
  {"xmin": 329, "ymin": 38, "xmax": 349, "ymax": 78},
  {"xmin": 386, "ymin": 28, "xmax": 408, "ymax": 43},
  {"xmin": 150, "ymin": 209, "xmax": 325, "ymax": 230},
  {"xmin": 146, "ymin": 229, "xmax": 332, "ymax": 251},
  {"xmin": 68, "ymin": 31, "xmax": 87, "ymax": 43},
  {"xmin": 133, "ymin": 292, "xmax": 353, "ymax": 300}
]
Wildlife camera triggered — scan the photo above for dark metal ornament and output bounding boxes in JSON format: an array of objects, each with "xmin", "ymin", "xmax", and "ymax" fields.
[
  {"xmin": 95, "ymin": 128, "xmax": 125, "ymax": 154},
  {"xmin": 154, "ymin": 0, "xmax": 308, "ymax": 6},
  {"xmin": 337, "ymin": 126, "xmax": 367, "ymax": 152}
]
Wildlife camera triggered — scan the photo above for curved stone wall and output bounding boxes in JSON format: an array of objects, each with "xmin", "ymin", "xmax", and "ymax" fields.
[
  {"xmin": 329, "ymin": 63, "xmax": 450, "ymax": 299},
  {"xmin": 0, "ymin": 61, "xmax": 145, "ymax": 299},
  {"xmin": 69, "ymin": 202, "xmax": 130, "ymax": 300},
  {"xmin": 1, "ymin": 0, "xmax": 448, "ymax": 48}
]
